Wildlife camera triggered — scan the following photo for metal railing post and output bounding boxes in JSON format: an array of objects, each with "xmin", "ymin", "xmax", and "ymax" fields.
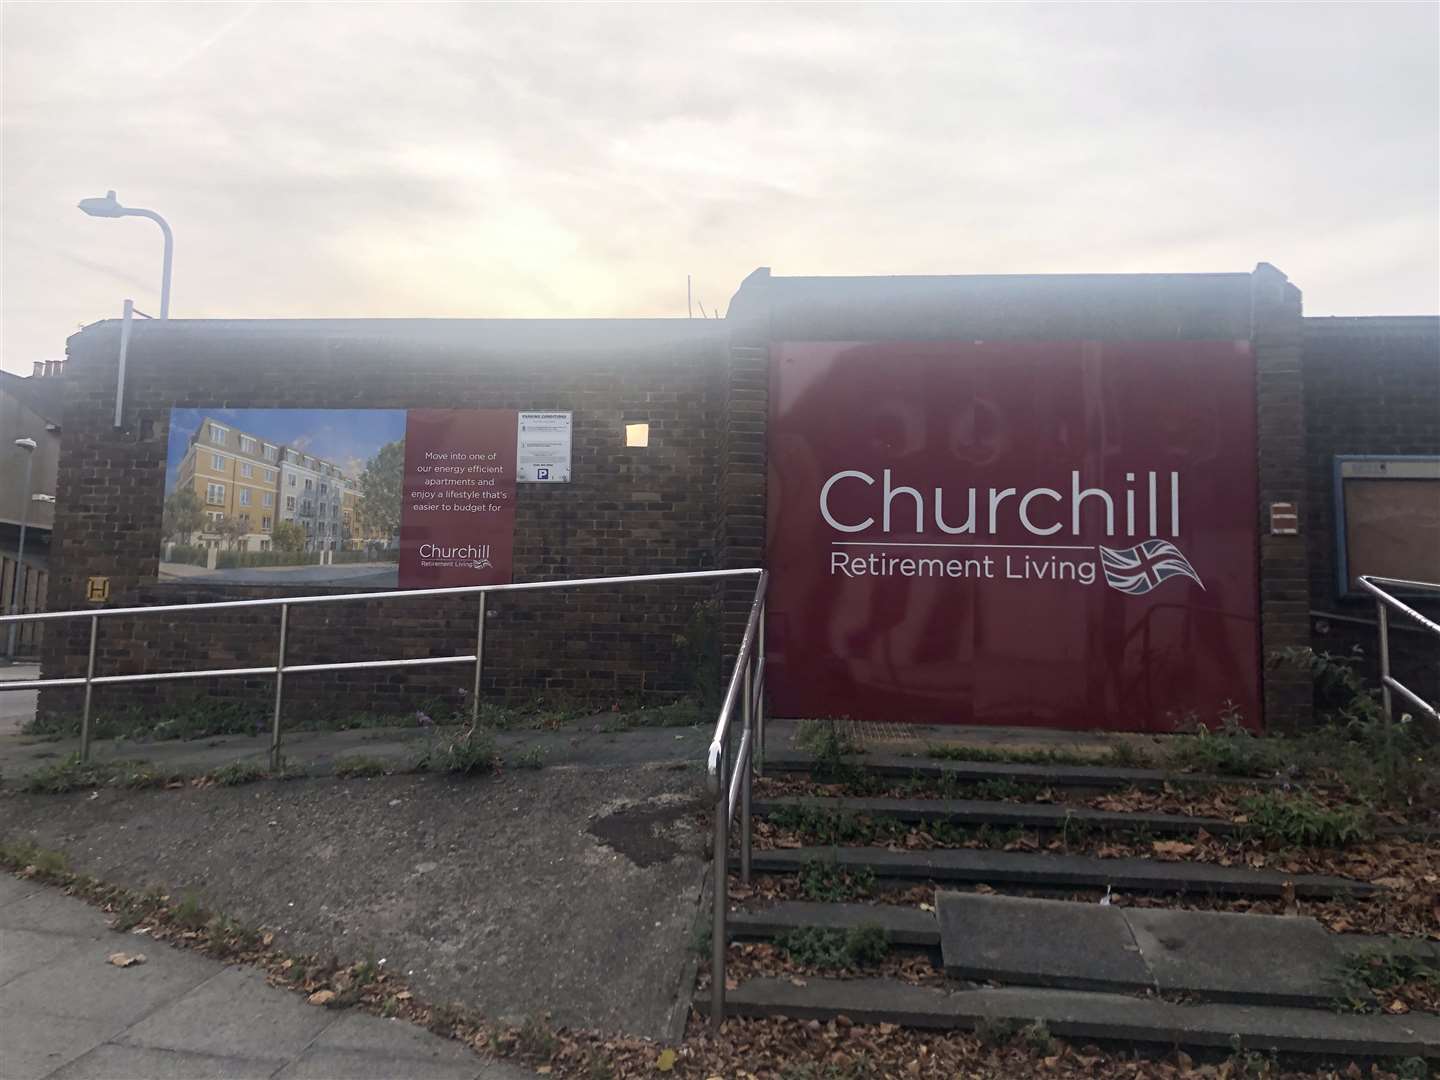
[
  {"xmin": 740, "ymin": 655, "xmax": 753, "ymax": 886},
  {"xmin": 1376, "ymin": 599, "xmax": 1394, "ymax": 726},
  {"xmin": 270, "ymin": 604, "xmax": 289, "ymax": 771},
  {"xmin": 711, "ymin": 730, "xmax": 728, "ymax": 1029},
  {"xmin": 79, "ymin": 616, "xmax": 98, "ymax": 762},
  {"xmin": 471, "ymin": 592, "xmax": 486, "ymax": 726},
  {"xmin": 756, "ymin": 597, "xmax": 767, "ymax": 776}
]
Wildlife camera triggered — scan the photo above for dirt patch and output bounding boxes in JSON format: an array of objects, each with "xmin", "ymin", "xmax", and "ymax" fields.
[
  {"xmin": 0, "ymin": 762, "xmax": 708, "ymax": 1037},
  {"xmin": 587, "ymin": 794, "xmax": 707, "ymax": 867}
]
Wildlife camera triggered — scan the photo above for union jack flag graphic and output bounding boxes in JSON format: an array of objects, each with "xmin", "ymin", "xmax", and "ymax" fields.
[{"xmin": 1099, "ymin": 539, "xmax": 1205, "ymax": 595}]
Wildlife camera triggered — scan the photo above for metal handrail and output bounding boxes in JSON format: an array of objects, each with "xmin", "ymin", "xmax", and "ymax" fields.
[
  {"xmin": 1356, "ymin": 575, "xmax": 1440, "ymax": 730},
  {"xmin": 0, "ymin": 568, "xmax": 766, "ymax": 767},
  {"xmin": 704, "ymin": 569, "xmax": 767, "ymax": 1027}
]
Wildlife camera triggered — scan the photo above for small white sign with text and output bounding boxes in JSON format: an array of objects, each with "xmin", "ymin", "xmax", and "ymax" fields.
[{"xmin": 517, "ymin": 411, "xmax": 572, "ymax": 482}]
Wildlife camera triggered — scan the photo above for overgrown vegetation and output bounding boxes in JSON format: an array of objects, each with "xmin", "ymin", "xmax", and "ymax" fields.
[
  {"xmin": 511, "ymin": 747, "xmax": 546, "ymax": 770},
  {"xmin": 927, "ymin": 745, "xmax": 1090, "ymax": 767},
  {"xmin": 1336, "ymin": 947, "xmax": 1440, "ymax": 1013},
  {"xmin": 1239, "ymin": 792, "xmax": 1371, "ymax": 848},
  {"xmin": 795, "ymin": 859, "xmax": 877, "ymax": 902},
  {"xmin": 774, "ymin": 924, "xmax": 890, "ymax": 970}
]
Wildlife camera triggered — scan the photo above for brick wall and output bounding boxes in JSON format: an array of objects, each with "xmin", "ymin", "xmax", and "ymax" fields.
[
  {"xmin": 1301, "ymin": 316, "xmax": 1440, "ymax": 706},
  {"xmin": 41, "ymin": 318, "xmax": 738, "ymax": 723},
  {"xmin": 1251, "ymin": 263, "xmax": 1311, "ymax": 733}
]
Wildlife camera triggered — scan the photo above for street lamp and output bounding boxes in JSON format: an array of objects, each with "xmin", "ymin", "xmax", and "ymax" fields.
[
  {"xmin": 5, "ymin": 437, "xmax": 37, "ymax": 661},
  {"xmin": 78, "ymin": 190, "xmax": 173, "ymax": 319}
]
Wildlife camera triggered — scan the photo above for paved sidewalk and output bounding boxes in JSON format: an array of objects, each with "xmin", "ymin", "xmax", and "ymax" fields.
[
  {"xmin": 0, "ymin": 875, "xmax": 529, "ymax": 1080},
  {"xmin": 0, "ymin": 664, "xmax": 39, "ymax": 737}
]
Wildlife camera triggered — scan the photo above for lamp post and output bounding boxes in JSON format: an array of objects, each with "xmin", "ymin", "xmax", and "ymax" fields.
[
  {"xmin": 5, "ymin": 437, "xmax": 37, "ymax": 661},
  {"xmin": 77, "ymin": 190, "xmax": 173, "ymax": 319}
]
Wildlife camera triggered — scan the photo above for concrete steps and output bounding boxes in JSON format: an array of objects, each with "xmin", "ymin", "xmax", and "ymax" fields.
[
  {"xmin": 747, "ymin": 846, "xmax": 1377, "ymax": 899},
  {"xmin": 764, "ymin": 752, "xmax": 1282, "ymax": 791},
  {"xmin": 699, "ymin": 977, "xmax": 1440, "ymax": 1058},
  {"xmin": 754, "ymin": 795, "xmax": 1238, "ymax": 837}
]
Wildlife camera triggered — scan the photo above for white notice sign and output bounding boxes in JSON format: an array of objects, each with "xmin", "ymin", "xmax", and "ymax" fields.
[{"xmin": 517, "ymin": 411, "xmax": 572, "ymax": 482}]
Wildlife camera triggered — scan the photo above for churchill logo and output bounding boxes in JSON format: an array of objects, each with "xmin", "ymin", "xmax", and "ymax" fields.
[
  {"xmin": 1098, "ymin": 540, "xmax": 1204, "ymax": 596},
  {"xmin": 819, "ymin": 468, "xmax": 1207, "ymax": 596}
]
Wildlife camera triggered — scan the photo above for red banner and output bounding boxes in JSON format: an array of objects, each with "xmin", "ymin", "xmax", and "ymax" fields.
[
  {"xmin": 766, "ymin": 341, "xmax": 1260, "ymax": 732},
  {"xmin": 399, "ymin": 409, "xmax": 517, "ymax": 588}
]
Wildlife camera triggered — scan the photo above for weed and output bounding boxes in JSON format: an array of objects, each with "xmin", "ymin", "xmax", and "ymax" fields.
[
  {"xmin": 689, "ymin": 922, "xmax": 712, "ymax": 957},
  {"xmin": 1336, "ymin": 947, "xmax": 1440, "ymax": 1011},
  {"xmin": 1167, "ymin": 715, "xmax": 1282, "ymax": 778},
  {"xmin": 415, "ymin": 725, "xmax": 497, "ymax": 776},
  {"xmin": 209, "ymin": 761, "xmax": 266, "ymax": 786},
  {"xmin": 797, "ymin": 719, "xmax": 864, "ymax": 783},
  {"xmin": 426, "ymin": 1002, "xmax": 467, "ymax": 1038},
  {"xmin": 0, "ymin": 838, "xmax": 68, "ymax": 878},
  {"xmin": 774, "ymin": 924, "xmax": 889, "ymax": 970},
  {"xmin": 927, "ymin": 745, "xmax": 1090, "ymax": 767},
  {"xmin": 1104, "ymin": 742, "xmax": 1150, "ymax": 768},
  {"xmin": 333, "ymin": 756, "xmax": 387, "ymax": 779},
  {"xmin": 973, "ymin": 1017, "xmax": 1025, "ymax": 1046},
  {"xmin": 517, "ymin": 1013, "xmax": 558, "ymax": 1058},
  {"xmin": 512, "ymin": 747, "xmax": 546, "ymax": 770},
  {"xmin": 1394, "ymin": 1058, "xmax": 1430, "ymax": 1080},
  {"xmin": 796, "ymin": 859, "xmax": 876, "ymax": 902},
  {"xmin": 1239, "ymin": 793, "xmax": 1371, "ymax": 848},
  {"xmin": 972, "ymin": 778, "xmax": 1043, "ymax": 801},
  {"xmin": 585, "ymin": 1052, "xmax": 617, "ymax": 1080},
  {"xmin": 172, "ymin": 890, "xmax": 208, "ymax": 931},
  {"xmin": 1021, "ymin": 1020, "xmax": 1056, "ymax": 1056}
]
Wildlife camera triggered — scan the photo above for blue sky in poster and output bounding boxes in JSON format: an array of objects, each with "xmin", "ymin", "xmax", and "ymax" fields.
[{"xmin": 164, "ymin": 407, "xmax": 407, "ymax": 494}]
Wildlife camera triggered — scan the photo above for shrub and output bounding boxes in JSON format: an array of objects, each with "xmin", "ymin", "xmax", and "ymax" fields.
[{"xmin": 1167, "ymin": 715, "xmax": 1283, "ymax": 778}]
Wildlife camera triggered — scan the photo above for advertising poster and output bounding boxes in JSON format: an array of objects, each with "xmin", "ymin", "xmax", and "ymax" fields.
[
  {"xmin": 159, "ymin": 408, "xmax": 519, "ymax": 589},
  {"xmin": 765, "ymin": 340, "xmax": 1261, "ymax": 732}
]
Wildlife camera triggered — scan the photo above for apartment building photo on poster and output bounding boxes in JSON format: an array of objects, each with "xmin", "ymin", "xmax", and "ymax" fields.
[{"xmin": 159, "ymin": 408, "xmax": 405, "ymax": 586}]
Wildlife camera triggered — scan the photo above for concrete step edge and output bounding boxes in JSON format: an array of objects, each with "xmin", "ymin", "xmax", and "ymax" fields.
[
  {"xmin": 753, "ymin": 795, "xmax": 1238, "ymax": 836},
  {"xmin": 744, "ymin": 846, "xmax": 1378, "ymax": 899},
  {"xmin": 698, "ymin": 977, "xmax": 1440, "ymax": 1058},
  {"xmin": 764, "ymin": 752, "xmax": 1284, "ymax": 789}
]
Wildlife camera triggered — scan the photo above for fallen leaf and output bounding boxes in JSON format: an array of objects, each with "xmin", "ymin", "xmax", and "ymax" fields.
[
  {"xmin": 973, "ymin": 884, "xmax": 995, "ymax": 895},
  {"xmin": 261, "ymin": 931, "xmax": 274, "ymax": 947},
  {"xmin": 1371, "ymin": 876, "xmax": 1409, "ymax": 890},
  {"xmin": 656, "ymin": 1048, "xmax": 678, "ymax": 1072},
  {"xmin": 536, "ymin": 1068, "xmax": 552, "ymax": 1075},
  {"xmin": 107, "ymin": 952, "xmax": 145, "ymax": 968},
  {"xmin": 307, "ymin": 990, "xmax": 336, "ymax": 1006},
  {"xmin": 1386, "ymin": 999, "xmax": 1409, "ymax": 1014},
  {"xmin": 395, "ymin": 991, "xmax": 412, "ymax": 1001},
  {"xmin": 1152, "ymin": 841, "xmax": 1195, "ymax": 859}
]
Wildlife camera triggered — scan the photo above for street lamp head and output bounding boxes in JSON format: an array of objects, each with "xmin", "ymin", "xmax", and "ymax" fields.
[
  {"xmin": 14, "ymin": 438, "xmax": 37, "ymax": 452},
  {"xmin": 78, "ymin": 190, "xmax": 126, "ymax": 218}
]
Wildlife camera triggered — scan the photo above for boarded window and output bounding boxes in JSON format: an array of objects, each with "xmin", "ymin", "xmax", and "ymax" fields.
[{"xmin": 1336, "ymin": 457, "xmax": 1440, "ymax": 595}]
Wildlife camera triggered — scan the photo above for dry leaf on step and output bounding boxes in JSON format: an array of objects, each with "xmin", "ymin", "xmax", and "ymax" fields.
[
  {"xmin": 1151, "ymin": 841, "xmax": 1195, "ymax": 859},
  {"xmin": 107, "ymin": 952, "xmax": 146, "ymax": 968}
]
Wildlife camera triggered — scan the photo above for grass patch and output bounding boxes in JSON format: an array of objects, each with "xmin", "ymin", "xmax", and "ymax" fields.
[
  {"xmin": 1239, "ymin": 792, "xmax": 1371, "ymax": 847},
  {"xmin": 796, "ymin": 859, "xmax": 876, "ymax": 902},
  {"xmin": 1337, "ymin": 948, "xmax": 1440, "ymax": 1011},
  {"xmin": 208, "ymin": 761, "xmax": 266, "ymax": 787},
  {"xmin": 0, "ymin": 838, "xmax": 68, "ymax": 878},
  {"xmin": 774, "ymin": 924, "xmax": 890, "ymax": 970},
  {"xmin": 511, "ymin": 747, "xmax": 546, "ymax": 770},
  {"xmin": 333, "ymin": 756, "xmax": 388, "ymax": 779},
  {"xmin": 20, "ymin": 755, "xmax": 188, "ymax": 794}
]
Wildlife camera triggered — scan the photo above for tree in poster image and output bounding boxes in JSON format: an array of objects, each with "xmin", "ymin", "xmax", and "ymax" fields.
[
  {"xmin": 358, "ymin": 440, "xmax": 404, "ymax": 541},
  {"xmin": 162, "ymin": 488, "xmax": 204, "ymax": 543},
  {"xmin": 214, "ymin": 515, "xmax": 249, "ymax": 550},
  {"xmin": 271, "ymin": 521, "xmax": 306, "ymax": 552}
]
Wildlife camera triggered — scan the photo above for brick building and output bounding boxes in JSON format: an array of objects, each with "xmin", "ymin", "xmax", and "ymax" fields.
[{"xmin": 34, "ymin": 266, "xmax": 1439, "ymax": 731}]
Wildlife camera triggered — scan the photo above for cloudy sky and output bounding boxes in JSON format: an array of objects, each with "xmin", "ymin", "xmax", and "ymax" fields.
[{"xmin": 3, "ymin": 2, "xmax": 1436, "ymax": 374}]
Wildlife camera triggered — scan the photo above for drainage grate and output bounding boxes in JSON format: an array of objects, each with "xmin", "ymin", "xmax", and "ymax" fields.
[{"xmin": 839, "ymin": 718, "xmax": 918, "ymax": 749}]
